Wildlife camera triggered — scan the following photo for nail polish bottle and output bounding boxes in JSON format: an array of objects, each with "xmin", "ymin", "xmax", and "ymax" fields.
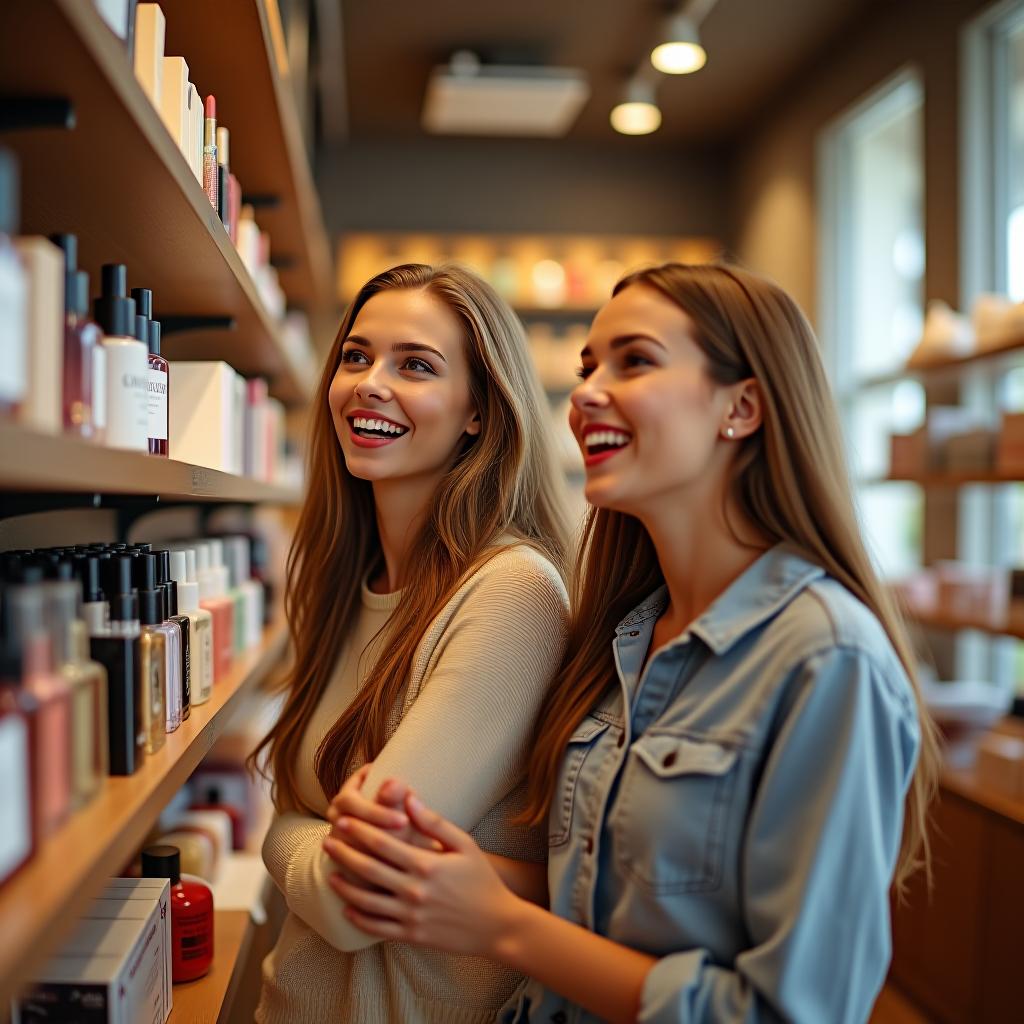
[
  {"xmin": 93, "ymin": 264, "xmax": 148, "ymax": 451},
  {"xmin": 43, "ymin": 580, "xmax": 108, "ymax": 809},
  {"xmin": 134, "ymin": 553, "xmax": 181, "ymax": 733},
  {"xmin": 5, "ymin": 583, "xmax": 72, "ymax": 838},
  {"xmin": 0, "ymin": 586, "xmax": 37, "ymax": 887},
  {"xmin": 195, "ymin": 543, "xmax": 234, "ymax": 682},
  {"xmin": 155, "ymin": 550, "xmax": 190, "ymax": 720},
  {"xmin": 169, "ymin": 550, "xmax": 213, "ymax": 706},
  {"xmin": 0, "ymin": 147, "xmax": 27, "ymax": 419},
  {"xmin": 141, "ymin": 845, "xmax": 214, "ymax": 983},
  {"xmin": 131, "ymin": 287, "xmax": 169, "ymax": 457},
  {"xmin": 51, "ymin": 234, "xmax": 100, "ymax": 440}
]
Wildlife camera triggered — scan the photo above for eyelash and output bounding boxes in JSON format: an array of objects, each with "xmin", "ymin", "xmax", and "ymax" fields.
[
  {"xmin": 575, "ymin": 352, "xmax": 653, "ymax": 380},
  {"xmin": 340, "ymin": 350, "xmax": 437, "ymax": 374}
]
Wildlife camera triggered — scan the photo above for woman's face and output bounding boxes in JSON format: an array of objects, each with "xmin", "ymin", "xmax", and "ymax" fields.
[
  {"xmin": 329, "ymin": 288, "xmax": 480, "ymax": 484},
  {"xmin": 569, "ymin": 283, "xmax": 737, "ymax": 514}
]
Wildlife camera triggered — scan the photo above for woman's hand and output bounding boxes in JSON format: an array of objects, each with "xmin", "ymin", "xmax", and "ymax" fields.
[{"xmin": 322, "ymin": 792, "xmax": 525, "ymax": 958}]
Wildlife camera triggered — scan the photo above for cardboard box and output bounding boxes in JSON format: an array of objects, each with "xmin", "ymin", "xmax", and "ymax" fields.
[
  {"xmin": 132, "ymin": 4, "xmax": 166, "ymax": 109},
  {"xmin": 158, "ymin": 56, "xmax": 189, "ymax": 158},
  {"xmin": 169, "ymin": 361, "xmax": 243, "ymax": 474}
]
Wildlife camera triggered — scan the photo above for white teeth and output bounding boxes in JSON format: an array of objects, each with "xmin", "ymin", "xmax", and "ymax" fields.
[
  {"xmin": 352, "ymin": 416, "xmax": 406, "ymax": 436},
  {"xmin": 584, "ymin": 430, "xmax": 631, "ymax": 450}
]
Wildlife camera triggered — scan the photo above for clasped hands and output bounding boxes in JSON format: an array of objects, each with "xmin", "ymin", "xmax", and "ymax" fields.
[{"xmin": 320, "ymin": 764, "xmax": 520, "ymax": 957}]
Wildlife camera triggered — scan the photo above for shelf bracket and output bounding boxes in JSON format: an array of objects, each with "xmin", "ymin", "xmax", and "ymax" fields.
[
  {"xmin": 158, "ymin": 315, "xmax": 236, "ymax": 336},
  {"xmin": 240, "ymin": 193, "xmax": 281, "ymax": 210},
  {"xmin": 270, "ymin": 254, "xmax": 298, "ymax": 271},
  {"xmin": 0, "ymin": 96, "xmax": 76, "ymax": 132}
]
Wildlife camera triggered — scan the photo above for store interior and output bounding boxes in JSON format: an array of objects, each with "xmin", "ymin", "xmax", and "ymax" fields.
[{"xmin": 0, "ymin": 0, "xmax": 1021, "ymax": 1020}]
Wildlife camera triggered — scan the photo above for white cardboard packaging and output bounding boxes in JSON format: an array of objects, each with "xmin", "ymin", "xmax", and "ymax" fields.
[
  {"xmin": 158, "ymin": 56, "xmax": 189, "ymax": 158},
  {"xmin": 187, "ymin": 83, "xmax": 203, "ymax": 183},
  {"xmin": 169, "ymin": 361, "xmax": 243, "ymax": 473},
  {"xmin": 132, "ymin": 4, "xmax": 166, "ymax": 109},
  {"xmin": 14, "ymin": 916, "xmax": 164, "ymax": 1024},
  {"xmin": 13, "ymin": 237, "xmax": 63, "ymax": 434}
]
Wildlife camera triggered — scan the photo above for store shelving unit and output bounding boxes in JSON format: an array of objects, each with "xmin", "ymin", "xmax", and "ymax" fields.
[
  {"xmin": 0, "ymin": 620, "xmax": 289, "ymax": 1013},
  {"xmin": 0, "ymin": 0, "xmax": 330, "ymax": 404},
  {"xmin": 907, "ymin": 608, "xmax": 1024, "ymax": 641},
  {"xmin": 859, "ymin": 333, "xmax": 1024, "ymax": 390},
  {"xmin": 878, "ymin": 470, "xmax": 1024, "ymax": 487}
]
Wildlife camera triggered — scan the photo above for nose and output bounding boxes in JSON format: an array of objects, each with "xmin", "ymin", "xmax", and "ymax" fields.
[
  {"xmin": 570, "ymin": 370, "xmax": 611, "ymax": 413},
  {"xmin": 353, "ymin": 360, "xmax": 394, "ymax": 403}
]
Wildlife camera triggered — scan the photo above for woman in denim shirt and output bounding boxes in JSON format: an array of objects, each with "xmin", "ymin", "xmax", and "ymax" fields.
[{"xmin": 321, "ymin": 263, "xmax": 940, "ymax": 1024}]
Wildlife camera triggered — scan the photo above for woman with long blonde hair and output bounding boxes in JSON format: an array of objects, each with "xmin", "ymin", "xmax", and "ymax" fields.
[
  {"xmin": 252, "ymin": 263, "xmax": 572, "ymax": 1023},
  {"xmin": 321, "ymin": 262, "xmax": 939, "ymax": 1024}
]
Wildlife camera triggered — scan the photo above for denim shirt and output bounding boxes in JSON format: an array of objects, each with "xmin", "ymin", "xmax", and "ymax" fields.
[{"xmin": 501, "ymin": 544, "xmax": 920, "ymax": 1024}]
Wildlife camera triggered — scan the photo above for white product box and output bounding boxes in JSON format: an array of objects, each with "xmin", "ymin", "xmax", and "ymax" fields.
[
  {"xmin": 132, "ymin": 4, "xmax": 166, "ymax": 109},
  {"xmin": 169, "ymin": 361, "xmax": 244, "ymax": 474},
  {"xmin": 87, "ymin": 885, "xmax": 171, "ymax": 1019},
  {"xmin": 14, "ymin": 916, "xmax": 163, "ymax": 1024},
  {"xmin": 158, "ymin": 56, "xmax": 189, "ymax": 158},
  {"xmin": 244, "ymin": 379, "xmax": 269, "ymax": 480},
  {"xmin": 188, "ymin": 83, "xmax": 203, "ymax": 183},
  {"xmin": 13, "ymin": 238, "xmax": 62, "ymax": 434}
]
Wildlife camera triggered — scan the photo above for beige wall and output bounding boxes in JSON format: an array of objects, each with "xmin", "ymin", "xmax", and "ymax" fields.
[{"xmin": 730, "ymin": 0, "xmax": 992, "ymax": 329}]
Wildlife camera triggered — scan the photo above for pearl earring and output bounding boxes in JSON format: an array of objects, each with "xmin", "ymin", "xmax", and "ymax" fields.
[{"xmin": 725, "ymin": 426, "xmax": 735, "ymax": 439}]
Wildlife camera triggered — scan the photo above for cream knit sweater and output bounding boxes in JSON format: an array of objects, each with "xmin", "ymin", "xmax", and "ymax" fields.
[{"xmin": 257, "ymin": 544, "xmax": 569, "ymax": 1024}]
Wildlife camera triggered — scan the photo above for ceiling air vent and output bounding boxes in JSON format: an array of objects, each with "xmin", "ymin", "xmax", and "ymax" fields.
[{"xmin": 422, "ymin": 52, "xmax": 590, "ymax": 137}]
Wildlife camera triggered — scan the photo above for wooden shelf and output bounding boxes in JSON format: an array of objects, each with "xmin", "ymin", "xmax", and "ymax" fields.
[
  {"xmin": 0, "ymin": 0, "xmax": 317, "ymax": 405},
  {"xmin": 906, "ymin": 608, "xmax": 1024, "ymax": 641},
  {"xmin": 941, "ymin": 719, "xmax": 1024, "ymax": 829},
  {"xmin": 0, "ymin": 620, "xmax": 289, "ymax": 1012},
  {"xmin": 872, "ymin": 471, "xmax": 1024, "ymax": 487},
  {"xmin": 162, "ymin": 0, "xmax": 333, "ymax": 313},
  {"xmin": 0, "ymin": 425, "xmax": 302, "ymax": 504},
  {"xmin": 858, "ymin": 334, "xmax": 1024, "ymax": 390}
]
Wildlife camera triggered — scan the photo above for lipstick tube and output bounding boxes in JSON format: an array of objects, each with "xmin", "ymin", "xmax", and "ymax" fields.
[{"xmin": 202, "ymin": 95, "xmax": 218, "ymax": 210}]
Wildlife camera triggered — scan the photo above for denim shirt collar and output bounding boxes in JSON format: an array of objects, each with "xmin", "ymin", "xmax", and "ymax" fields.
[{"xmin": 614, "ymin": 543, "xmax": 825, "ymax": 655}]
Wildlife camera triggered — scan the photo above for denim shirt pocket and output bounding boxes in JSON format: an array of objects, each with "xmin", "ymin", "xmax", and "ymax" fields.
[
  {"xmin": 548, "ymin": 716, "xmax": 610, "ymax": 847},
  {"xmin": 614, "ymin": 733, "xmax": 741, "ymax": 894}
]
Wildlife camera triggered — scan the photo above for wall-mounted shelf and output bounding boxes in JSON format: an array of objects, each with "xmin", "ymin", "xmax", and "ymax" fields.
[
  {"xmin": 906, "ymin": 608, "xmax": 1024, "ymax": 641},
  {"xmin": 0, "ymin": 620, "xmax": 289, "ymax": 1012},
  {"xmin": 0, "ymin": 425, "xmax": 302, "ymax": 505},
  {"xmin": 0, "ymin": 0, "xmax": 319, "ymax": 404},
  {"xmin": 871, "ymin": 471, "xmax": 1024, "ymax": 487},
  {"xmin": 858, "ymin": 334, "xmax": 1024, "ymax": 390}
]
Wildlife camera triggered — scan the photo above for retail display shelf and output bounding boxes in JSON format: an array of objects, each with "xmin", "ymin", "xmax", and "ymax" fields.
[
  {"xmin": 161, "ymin": 0, "xmax": 334, "ymax": 312},
  {"xmin": 0, "ymin": 619, "xmax": 289, "ymax": 1012},
  {"xmin": 873, "ymin": 470, "xmax": 1024, "ymax": 487},
  {"xmin": 941, "ymin": 719, "xmax": 1024, "ymax": 829},
  {"xmin": 859, "ymin": 335, "xmax": 1024, "ymax": 390},
  {"xmin": 0, "ymin": 0, "xmax": 315, "ymax": 405},
  {"xmin": 0, "ymin": 424, "xmax": 302, "ymax": 505},
  {"xmin": 906, "ymin": 608, "xmax": 1024, "ymax": 641}
]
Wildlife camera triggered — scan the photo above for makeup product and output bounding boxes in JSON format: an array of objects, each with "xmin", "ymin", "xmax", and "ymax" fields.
[
  {"xmin": 228, "ymin": 172, "xmax": 241, "ymax": 244},
  {"xmin": 142, "ymin": 845, "xmax": 214, "ymax": 983},
  {"xmin": 51, "ymin": 235, "xmax": 100, "ymax": 440},
  {"xmin": 168, "ymin": 361, "xmax": 244, "ymax": 472},
  {"xmin": 216, "ymin": 126, "xmax": 230, "ymax": 229},
  {"xmin": 187, "ymin": 82, "xmax": 203, "ymax": 184},
  {"xmin": 132, "ymin": 3, "xmax": 165, "ymax": 109},
  {"xmin": 221, "ymin": 536, "xmax": 263, "ymax": 650},
  {"xmin": 74, "ymin": 554, "xmax": 108, "ymax": 635},
  {"xmin": 159, "ymin": 54, "xmax": 189, "ymax": 157},
  {"xmin": 190, "ymin": 787, "xmax": 246, "ymax": 850},
  {"xmin": 134, "ymin": 553, "xmax": 181, "ymax": 732},
  {"xmin": 14, "ymin": 236, "xmax": 63, "ymax": 434},
  {"xmin": 132, "ymin": 287, "xmax": 169, "ymax": 456},
  {"xmin": 195, "ymin": 543, "xmax": 234, "ymax": 682},
  {"xmin": 5, "ymin": 583, "xmax": 72, "ymax": 838},
  {"xmin": 94, "ymin": 264, "xmax": 149, "ymax": 451},
  {"xmin": 202, "ymin": 95, "xmax": 218, "ymax": 210},
  {"xmin": 44, "ymin": 581, "xmax": 108, "ymax": 809},
  {"xmin": 168, "ymin": 550, "xmax": 212, "ymax": 706},
  {"xmin": 155, "ymin": 550, "xmax": 189, "ymax": 718},
  {"xmin": 0, "ymin": 148, "xmax": 27, "ymax": 418}
]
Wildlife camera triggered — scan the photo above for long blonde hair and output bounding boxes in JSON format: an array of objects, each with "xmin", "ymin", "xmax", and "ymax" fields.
[
  {"xmin": 252, "ymin": 263, "xmax": 571, "ymax": 812},
  {"xmin": 522, "ymin": 262, "xmax": 938, "ymax": 890}
]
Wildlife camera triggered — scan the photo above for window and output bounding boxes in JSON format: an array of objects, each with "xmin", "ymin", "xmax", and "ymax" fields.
[{"xmin": 819, "ymin": 70, "xmax": 926, "ymax": 578}]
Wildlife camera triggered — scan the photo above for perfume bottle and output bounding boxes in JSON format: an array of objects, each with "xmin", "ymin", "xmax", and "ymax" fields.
[
  {"xmin": 130, "ymin": 287, "xmax": 169, "ymax": 457},
  {"xmin": 168, "ymin": 550, "xmax": 213, "ymax": 706},
  {"xmin": 155, "ymin": 550, "xmax": 189, "ymax": 719},
  {"xmin": 195, "ymin": 543, "xmax": 234, "ymax": 683},
  {"xmin": 133, "ymin": 553, "xmax": 181, "ymax": 733},
  {"xmin": 0, "ymin": 147, "xmax": 27, "ymax": 419}
]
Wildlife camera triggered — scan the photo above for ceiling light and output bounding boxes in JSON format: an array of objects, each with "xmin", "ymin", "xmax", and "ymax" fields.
[
  {"xmin": 651, "ymin": 13, "xmax": 707, "ymax": 74},
  {"xmin": 610, "ymin": 77, "xmax": 661, "ymax": 136}
]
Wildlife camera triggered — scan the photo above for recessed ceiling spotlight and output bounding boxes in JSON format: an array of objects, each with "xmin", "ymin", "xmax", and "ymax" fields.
[{"xmin": 610, "ymin": 76, "xmax": 661, "ymax": 136}]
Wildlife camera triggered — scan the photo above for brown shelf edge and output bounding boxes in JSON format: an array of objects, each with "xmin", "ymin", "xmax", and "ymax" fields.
[
  {"xmin": 870, "ymin": 473, "xmax": 1024, "ymax": 487},
  {"xmin": 0, "ymin": 621, "xmax": 289, "ymax": 1011},
  {"xmin": 858, "ymin": 335, "xmax": 1024, "ymax": 390}
]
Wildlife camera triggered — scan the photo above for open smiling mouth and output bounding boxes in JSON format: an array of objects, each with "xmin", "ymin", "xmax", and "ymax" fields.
[
  {"xmin": 582, "ymin": 429, "xmax": 631, "ymax": 465},
  {"xmin": 348, "ymin": 416, "xmax": 410, "ymax": 442}
]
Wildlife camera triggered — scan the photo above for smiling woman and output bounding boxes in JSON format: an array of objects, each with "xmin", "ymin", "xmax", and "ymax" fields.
[{"xmin": 249, "ymin": 263, "xmax": 573, "ymax": 1024}]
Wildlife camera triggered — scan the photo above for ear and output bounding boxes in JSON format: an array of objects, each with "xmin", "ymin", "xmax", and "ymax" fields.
[
  {"xmin": 722, "ymin": 378, "xmax": 762, "ymax": 440},
  {"xmin": 464, "ymin": 409, "xmax": 482, "ymax": 437}
]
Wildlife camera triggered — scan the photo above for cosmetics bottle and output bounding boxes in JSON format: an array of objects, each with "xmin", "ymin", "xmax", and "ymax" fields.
[
  {"xmin": 0, "ymin": 586, "xmax": 37, "ymax": 887},
  {"xmin": 50, "ymin": 235, "xmax": 101, "ymax": 440},
  {"xmin": 141, "ymin": 845, "xmax": 214, "ymax": 982},
  {"xmin": 168, "ymin": 550, "xmax": 212, "ymax": 706},
  {"xmin": 73, "ymin": 554, "xmax": 109, "ymax": 636},
  {"xmin": 0, "ymin": 147, "xmax": 27, "ymax": 419},
  {"xmin": 93, "ymin": 264, "xmax": 148, "ymax": 450},
  {"xmin": 190, "ymin": 785, "xmax": 245, "ymax": 850},
  {"xmin": 202, "ymin": 95, "xmax": 218, "ymax": 211},
  {"xmin": 43, "ymin": 581, "xmax": 108, "ymax": 809},
  {"xmin": 5, "ymin": 583, "xmax": 72, "ymax": 838},
  {"xmin": 155, "ymin": 549, "xmax": 190, "ymax": 719},
  {"xmin": 105, "ymin": 554, "xmax": 165, "ymax": 758},
  {"xmin": 131, "ymin": 287, "xmax": 169, "ymax": 456},
  {"xmin": 222, "ymin": 536, "xmax": 263, "ymax": 650},
  {"xmin": 216, "ymin": 126, "xmax": 230, "ymax": 229},
  {"xmin": 195, "ymin": 543, "xmax": 234, "ymax": 682},
  {"xmin": 133, "ymin": 553, "xmax": 181, "ymax": 733},
  {"xmin": 207, "ymin": 539, "xmax": 245, "ymax": 657},
  {"xmin": 152, "ymin": 827, "xmax": 217, "ymax": 881}
]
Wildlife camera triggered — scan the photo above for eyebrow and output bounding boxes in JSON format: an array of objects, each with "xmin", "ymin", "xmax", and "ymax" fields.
[
  {"xmin": 344, "ymin": 335, "xmax": 447, "ymax": 363},
  {"xmin": 580, "ymin": 333, "xmax": 667, "ymax": 359}
]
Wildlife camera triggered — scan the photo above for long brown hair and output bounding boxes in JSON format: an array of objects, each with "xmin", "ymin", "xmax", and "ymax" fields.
[
  {"xmin": 521, "ymin": 262, "xmax": 938, "ymax": 890},
  {"xmin": 252, "ymin": 263, "xmax": 571, "ymax": 813}
]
